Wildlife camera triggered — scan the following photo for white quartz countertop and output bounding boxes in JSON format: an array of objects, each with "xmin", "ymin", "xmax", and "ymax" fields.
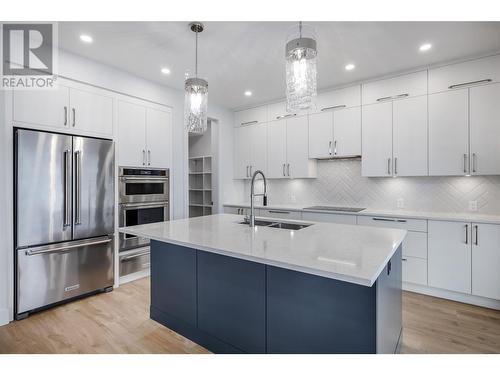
[
  {"xmin": 224, "ymin": 203, "xmax": 500, "ymax": 224},
  {"xmin": 119, "ymin": 214, "xmax": 406, "ymax": 287}
]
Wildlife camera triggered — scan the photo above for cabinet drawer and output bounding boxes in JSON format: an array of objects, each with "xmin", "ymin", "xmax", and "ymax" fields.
[
  {"xmin": 362, "ymin": 71, "xmax": 428, "ymax": 105},
  {"xmin": 259, "ymin": 209, "xmax": 301, "ymax": 220},
  {"xmin": 314, "ymin": 85, "xmax": 361, "ymax": 113},
  {"xmin": 235, "ymin": 106, "xmax": 268, "ymax": 126},
  {"xmin": 120, "ymin": 248, "xmax": 150, "ymax": 277},
  {"xmin": 403, "ymin": 231, "xmax": 427, "ymax": 259},
  {"xmin": 429, "ymin": 55, "xmax": 500, "ymax": 94},
  {"xmin": 302, "ymin": 211, "xmax": 357, "ymax": 225},
  {"xmin": 402, "ymin": 256, "xmax": 427, "ymax": 286},
  {"xmin": 357, "ymin": 215, "xmax": 427, "ymax": 232},
  {"xmin": 224, "ymin": 206, "xmax": 255, "ymax": 216}
]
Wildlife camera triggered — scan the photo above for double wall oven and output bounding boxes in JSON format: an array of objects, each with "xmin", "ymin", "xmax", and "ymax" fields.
[{"xmin": 118, "ymin": 167, "xmax": 169, "ymax": 278}]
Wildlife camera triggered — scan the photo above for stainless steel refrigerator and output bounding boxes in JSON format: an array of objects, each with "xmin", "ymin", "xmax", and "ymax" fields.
[{"xmin": 15, "ymin": 128, "xmax": 115, "ymax": 319}]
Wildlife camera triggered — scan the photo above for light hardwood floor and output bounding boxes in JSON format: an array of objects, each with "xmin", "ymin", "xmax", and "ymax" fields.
[{"xmin": 1, "ymin": 277, "xmax": 499, "ymax": 354}]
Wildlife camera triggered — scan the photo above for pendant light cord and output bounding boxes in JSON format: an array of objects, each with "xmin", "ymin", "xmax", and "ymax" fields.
[
  {"xmin": 299, "ymin": 21, "xmax": 302, "ymax": 38},
  {"xmin": 195, "ymin": 30, "xmax": 198, "ymax": 77}
]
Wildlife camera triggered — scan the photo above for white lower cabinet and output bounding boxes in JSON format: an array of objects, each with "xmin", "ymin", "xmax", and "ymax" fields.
[
  {"xmin": 402, "ymin": 257, "xmax": 428, "ymax": 286},
  {"xmin": 471, "ymin": 223, "xmax": 500, "ymax": 300},
  {"xmin": 428, "ymin": 220, "xmax": 472, "ymax": 294},
  {"xmin": 302, "ymin": 211, "xmax": 357, "ymax": 225}
]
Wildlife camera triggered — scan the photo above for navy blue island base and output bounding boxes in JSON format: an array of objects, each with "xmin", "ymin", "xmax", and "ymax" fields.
[{"xmin": 150, "ymin": 240, "xmax": 402, "ymax": 354}]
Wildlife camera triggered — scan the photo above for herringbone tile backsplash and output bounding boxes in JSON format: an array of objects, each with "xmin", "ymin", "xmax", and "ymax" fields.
[{"xmin": 243, "ymin": 159, "xmax": 500, "ymax": 214}]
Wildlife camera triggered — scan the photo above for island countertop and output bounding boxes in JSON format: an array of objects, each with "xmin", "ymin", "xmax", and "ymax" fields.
[{"xmin": 119, "ymin": 213, "xmax": 407, "ymax": 287}]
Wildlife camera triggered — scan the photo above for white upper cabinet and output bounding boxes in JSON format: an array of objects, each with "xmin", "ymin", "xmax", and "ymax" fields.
[
  {"xmin": 267, "ymin": 101, "xmax": 288, "ymax": 121},
  {"xmin": 286, "ymin": 116, "xmax": 316, "ymax": 178},
  {"xmin": 234, "ymin": 105, "xmax": 267, "ymax": 127},
  {"xmin": 146, "ymin": 108, "xmax": 172, "ymax": 169},
  {"xmin": 251, "ymin": 122, "xmax": 268, "ymax": 175},
  {"xmin": 308, "ymin": 112, "xmax": 333, "ymax": 158},
  {"xmin": 314, "ymin": 85, "xmax": 361, "ymax": 113},
  {"xmin": 362, "ymin": 102, "xmax": 393, "ymax": 177},
  {"xmin": 428, "ymin": 89, "xmax": 469, "ymax": 176},
  {"xmin": 428, "ymin": 220, "xmax": 472, "ymax": 294},
  {"xmin": 118, "ymin": 100, "xmax": 147, "ymax": 167},
  {"xmin": 362, "ymin": 71, "xmax": 428, "ymax": 105},
  {"xmin": 469, "ymin": 83, "xmax": 500, "ymax": 175},
  {"xmin": 392, "ymin": 95, "xmax": 428, "ymax": 176},
  {"xmin": 471, "ymin": 223, "xmax": 500, "ymax": 300},
  {"xmin": 267, "ymin": 120, "xmax": 287, "ymax": 178},
  {"xmin": 69, "ymin": 88, "xmax": 113, "ymax": 136},
  {"xmin": 428, "ymin": 54, "xmax": 500, "ymax": 94},
  {"xmin": 234, "ymin": 122, "xmax": 267, "ymax": 179}
]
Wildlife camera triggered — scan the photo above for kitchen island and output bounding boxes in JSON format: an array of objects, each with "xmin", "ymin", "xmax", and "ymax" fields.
[{"xmin": 119, "ymin": 214, "xmax": 406, "ymax": 354}]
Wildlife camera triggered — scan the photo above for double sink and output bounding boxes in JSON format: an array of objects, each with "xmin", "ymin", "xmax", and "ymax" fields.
[{"xmin": 239, "ymin": 218, "xmax": 312, "ymax": 231}]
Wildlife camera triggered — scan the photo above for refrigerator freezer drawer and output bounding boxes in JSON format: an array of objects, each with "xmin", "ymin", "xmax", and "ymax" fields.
[
  {"xmin": 17, "ymin": 236, "xmax": 114, "ymax": 314},
  {"xmin": 119, "ymin": 248, "xmax": 150, "ymax": 277}
]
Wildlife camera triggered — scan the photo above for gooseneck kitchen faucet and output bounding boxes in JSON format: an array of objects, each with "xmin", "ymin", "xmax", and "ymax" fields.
[{"xmin": 249, "ymin": 170, "xmax": 268, "ymax": 227}]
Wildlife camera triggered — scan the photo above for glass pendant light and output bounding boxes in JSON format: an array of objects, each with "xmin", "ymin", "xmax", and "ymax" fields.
[
  {"xmin": 185, "ymin": 22, "xmax": 208, "ymax": 134},
  {"xmin": 285, "ymin": 22, "xmax": 318, "ymax": 112}
]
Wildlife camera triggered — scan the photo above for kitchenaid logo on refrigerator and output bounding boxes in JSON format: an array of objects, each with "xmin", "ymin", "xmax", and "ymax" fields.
[{"xmin": 1, "ymin": 22, "xmax": 58, "ymax": 89}]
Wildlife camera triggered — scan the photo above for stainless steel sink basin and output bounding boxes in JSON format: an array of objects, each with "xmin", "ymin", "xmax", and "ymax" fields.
[{"xmin": 238, "ymin": 218, "xmax": 312, "ymax": 230}]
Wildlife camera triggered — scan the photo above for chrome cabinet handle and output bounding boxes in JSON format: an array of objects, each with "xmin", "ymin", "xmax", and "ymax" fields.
[
  {"xmin": 376, "ymin": 93, "xmax": 409, "ymax": 102},
  {"xmin": 74, "ymin": 150, "xmax": 82, "ymax": 225},
  {"xmin": 249, "ymin": 165, "xmax": 252, "ymax": 176},
  {"xmin": 449, "ymin": 79, "xmax": 492, "ymax": 90},
  {"xmin": 64, "ymin": 106, "xmax": 68, "ymax": 126},
  {"xmin": 282, "ymin": 163, "xmax": 286, "ymax": 176},
  {"xmin": 387, "ymin": 158, "xmax": 391, "ymax": 175},
  {"xmin": 268, "ymin": 210, "xmax": 289, "ymax": 214},
  {"xmin": 372, "ymin": 217, "xmax": 407, "ymax": 223},
  {"xmin": 394, "ymin": 157, "xmax": 398, "ymax": 175},
  {"xmin": 287, "ymin": 163, "xmax": 290, "ymax": 177},
  {"xmin": 465, "ymin": 224, "xmax": 469, "ymax": 244},
  {"xmin": 241, "ymin": 120, "xmax": 258, "ymax": 126},
  {"xmin": 321, "ymin": 104, "xmax": 346, "ymax": 112},
  {"xmin": 122, "ymin": 251, "xmax": 150, "ymax": 261},
  {"xmin": 463, "ymin": 153, "xmax": 468, "ymax": 174},
  {"xmin": 148, "ymin": 150, "xmax": 151, "ymax": 166},
  {"xmin": 142, "ymin": 150, "xmax": 146, "ymax": 166},
  {"xmin": 334, "ymin": 140, "xmax": 337, "ymax": 156},
  {"xmin": 276, "ymin": 113, "xmax": 297, "ymax": 120},
  {"xmin": 328, "ymin": 141, "xmax": 332, "ymax": 155},
  {"xmin": 63, "ymin": 149, "xmax": 71, "ymax": 228},
  {"xmin": 472, "ymin": 153, "xmax": 477, "ymax": 173},
  {"xmin": 402, "ymin": 258, "xmax": 408, "ymax": 262},
  {"xmin": 474, "ymin": 225, "xmax": 479, "ymax": 245},
  {"xmin": 72, "ymin": 108, "xmax": 76, "ymax": 127}
]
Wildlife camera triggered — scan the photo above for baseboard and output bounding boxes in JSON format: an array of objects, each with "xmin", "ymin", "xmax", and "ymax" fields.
[
  {"xmin": 0, "ymin": 307, "xmax": 10, "ymax": 326},
  {"xmin": 403, "ymin": 282, "xmax": 500, "ymax": 310}
]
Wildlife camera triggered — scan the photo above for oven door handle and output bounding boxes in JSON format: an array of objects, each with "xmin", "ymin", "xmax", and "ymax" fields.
[
  {"xmin": 119, "ymin": 177, "xmax": 169, "ymax": 182},
  {"xmin": 120, "ymin": 201, "xmax": 169, "ymax": 209}
]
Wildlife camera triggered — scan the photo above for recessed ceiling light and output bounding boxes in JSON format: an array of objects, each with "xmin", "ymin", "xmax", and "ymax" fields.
[
  {"xmin": 80, "ymin": 34, "xmax": 93, "ymax": 43},
  {"xmin": 244, "ymin": 90, "xmax": 252, "ymax": 97},
  {"xmin": 345, "ymin": 64, "xmax": 355, "ymax": 71},
  {"xmin": 161, "ymin": 67, "xmax": 171, "ymax": 75},
  {"xmin": 419, "ymin": 43, "xmax": 432, "ymax": 52}
]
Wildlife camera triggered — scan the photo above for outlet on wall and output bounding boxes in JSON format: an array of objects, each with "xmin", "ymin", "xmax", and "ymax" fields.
[
  {"xmin": 469, "ymin": 200, "xmax": 478, "ymax": 211},
  {"xmin": 397, "ymin": 198, "xmax": 405, "ymax": 209},
  {"xmin": 290, "ymin": 193, "xmax": 297, "ymax": 203}
]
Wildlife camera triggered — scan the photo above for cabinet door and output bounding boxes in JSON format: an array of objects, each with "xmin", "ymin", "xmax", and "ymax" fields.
[
  {"xmin": 308, "ymin": 111, "xmax": 333, "ymax": 158},
  {"xmin": 470, "ymin": 83, "xmax": 500, "ymax": 175},
  {"xmin": 13, "ymin": 85, "xmax": 69, "ymax": 128},
  {"xmin": 428, "ymin": 220, "xmax": 471, "ymax": 294},
  {"xmin": 361, "ymin": 102, "xmax": 393, "ymax": 177},
  {"xmin": 234, "ymin": 125, "xmax": 252, "ymax": 179},
  {"xmin": 402, "ymin": 257, "xmax": 427, "ymax": 285},
  {"xmin": 286, "ymin": 116, "xmax": 313, "ymax": 178},
  {"xmin": 235, "ymin": 106, "xmax": 267, "ymax": 126},
  {"xmin": 393, "ymin": 96, "xmax": 428, "ymax": 176},
  {"xmin": 146, "ymin": 108, "xmax": 172, "ymax": 168},
  {"xmin": 428, "ymin": 90, "xmax": 469, "ymax": 176},
  {"xmin": 117, "ymin": 101, "xmax": 147, "ymax": 167},
  {"xmin": 250, "ymin": 122, "xmax": 267, "ymax": 175},
  {"xmin": 362, "ymin": 70, "xmax": 427, "ymax": 105},
  {"xmin": 315, "ymin": 85, "xmax": 361, "ymax": 113},
  {"xmin": 334, "ymin": 106, "xmax": 361, "ymax": 157},
  {"xmin": 267, "ymin": 120, "xmax": 287, "ymax": 179},
  {"xmin": 471, "ymin": 223, "xmax": 500, "ymax": 300},
  {"xmin": 69, "ymin": 88, "xmax": 113, "ymax": 136}
]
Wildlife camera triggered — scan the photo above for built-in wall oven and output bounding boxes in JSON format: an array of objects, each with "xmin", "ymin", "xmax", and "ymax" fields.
[{"xmin": 118, "ymin": 167, "xmax": 169, "ymax": 278}]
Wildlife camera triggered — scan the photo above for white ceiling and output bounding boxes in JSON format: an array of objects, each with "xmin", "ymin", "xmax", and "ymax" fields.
[{"xmin": 58, "ymin": 21, "xmax": 500, "ymax": 109}]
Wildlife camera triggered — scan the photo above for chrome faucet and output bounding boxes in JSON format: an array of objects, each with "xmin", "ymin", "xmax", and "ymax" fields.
[{"xmin": 249, "ymin": 170, "xmax": 268, "ymax": 227}]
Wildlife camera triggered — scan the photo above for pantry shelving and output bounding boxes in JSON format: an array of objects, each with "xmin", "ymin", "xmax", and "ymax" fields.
[{"xmin": 189, "ymin": 155, "xmax": 213, "ymax": 217}]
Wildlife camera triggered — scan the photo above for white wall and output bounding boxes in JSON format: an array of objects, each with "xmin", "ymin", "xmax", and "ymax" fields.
[{"xmin": 0, "ymin": 89, "xmax": 9, "ymax": 324}]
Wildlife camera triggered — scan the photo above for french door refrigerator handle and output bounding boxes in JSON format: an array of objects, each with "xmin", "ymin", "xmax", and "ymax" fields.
[
  {"xmin": 74, "ymin": 150, "xmax": 82, "ymax": 225},
  {"xmin": 63, "ymin": 149, "xmax": 71, "ymax": 227}
]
